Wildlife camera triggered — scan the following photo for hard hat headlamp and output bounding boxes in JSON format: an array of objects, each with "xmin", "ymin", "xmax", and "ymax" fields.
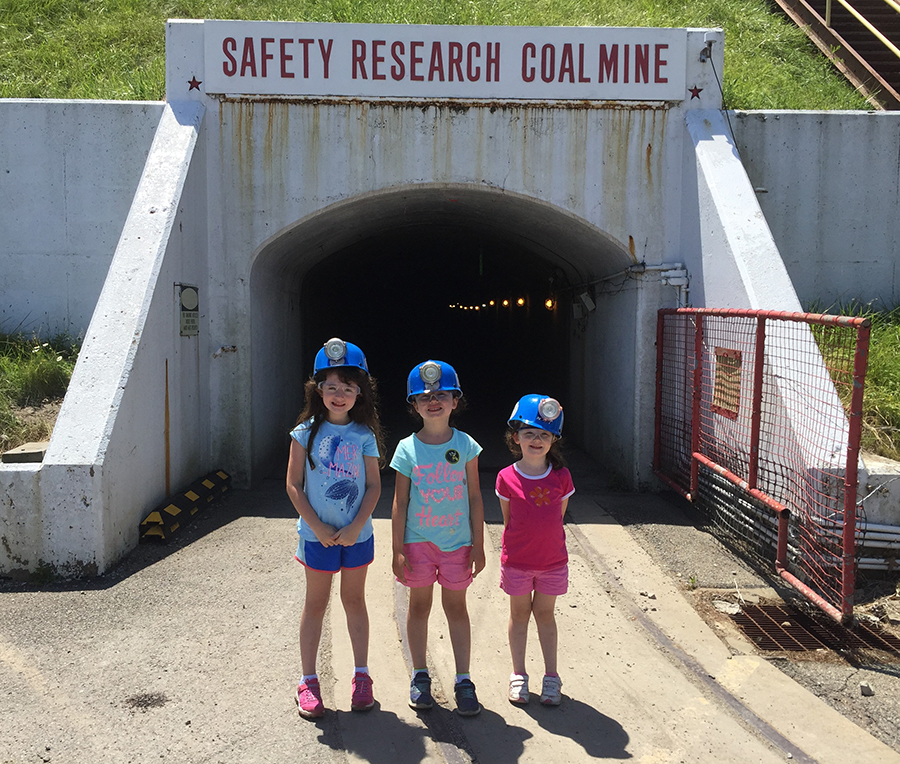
[
  {"xmin": 538, "ymin": 397, "xmax": 562, "ymax": 422},
  {"xmin": 420, "ymin": 362, "xmax": 442, "ymax": 384},
  {"xmin": 420, "ymin": 361, "xmax": 442, "ymax": 387},
  {"xmin": 323, "ymin": 338, "xmax": 347, "ymax": 364}
]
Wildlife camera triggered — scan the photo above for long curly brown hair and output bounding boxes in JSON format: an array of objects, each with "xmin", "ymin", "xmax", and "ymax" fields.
[
  {"xmin": 504, "ymin": 422, "xmax": 566, "ymax": 470},
  {"xmin": 295, "ymin": 367, "xmax": 385, "ymax": 470}
]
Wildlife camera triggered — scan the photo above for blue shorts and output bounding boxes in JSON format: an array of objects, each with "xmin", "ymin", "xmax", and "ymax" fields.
[{"xmin": 295, "ymin": 534, "xmax": 375, "ymax": 573}]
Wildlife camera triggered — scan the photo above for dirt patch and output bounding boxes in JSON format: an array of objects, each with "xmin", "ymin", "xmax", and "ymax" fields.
[
  {"xmin": 1, "ymin": 398, "xmax": 63, "ymax": 453},
  {"xmin": 124, "ymin": 692, "xmax": 169, "ymax": 712}
]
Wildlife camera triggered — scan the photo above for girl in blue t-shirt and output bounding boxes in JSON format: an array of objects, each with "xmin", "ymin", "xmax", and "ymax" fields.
[
  {"xmin": 390, "ymin": 360, "xmax": 485, "ymax": 717},
  {"xmin": 286, "ymin": 338, "xmax": 384, "ymax": 719}
]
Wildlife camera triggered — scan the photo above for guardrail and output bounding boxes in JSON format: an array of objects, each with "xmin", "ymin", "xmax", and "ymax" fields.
[
  {"xmin": 772, "ymin": 0, "xmax": 900, "ymax": 108},
  {"xmin": 825, "ymin": 0, "xmax": 900, "ymax": 61}
]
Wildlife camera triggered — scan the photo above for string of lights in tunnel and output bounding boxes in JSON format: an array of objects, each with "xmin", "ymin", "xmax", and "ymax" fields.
[{"xmin": 448, "ymin": 297, "xmax": 556, "ymax": 311}]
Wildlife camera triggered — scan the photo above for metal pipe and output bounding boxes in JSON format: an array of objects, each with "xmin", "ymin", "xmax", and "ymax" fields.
[
  {"xmin": 690, "ymin": 318, "xmax": 704, "ymax": 499},
  {"xmin": 658, "ymin": 307, "xmax": 870, "ymax": 330},
  {"xmin": 777, "ymin": 565, "xmax": 846, "ymax": 623},
  {"xmin": 692, "ymin": 452, "xmax": 789, "ymax": 515},
  {"xmin": 586, "ymin": 261, "xmax": 686, "ymax": 288},
  {"xmin": 855, "ymin": 537, "xmax": 900, "ymax": 548},
  {"xmin": 858, "ymin": 558, "xmax": 900, "ymax": 570},
  {"xmin": 812, "ymin": 516, "xmax": 900, "ymax": 537},
  {"xmin": 654, "ymin": 469, "xmax": 691, "ymax": 500},
  {"xmin": 748, "ymin": 316, "xmax": 766, "ymax": 489},
  {"xmin": 859, "ymin": 520, "xmax": 900, "ymax": 534},
  {"xmin": 628, "ymin": 262, "xmax": 686, "ymax": 273},
  {"xmin": 841, "ymin": 322, "xmax": 870, "ymax": 621}
]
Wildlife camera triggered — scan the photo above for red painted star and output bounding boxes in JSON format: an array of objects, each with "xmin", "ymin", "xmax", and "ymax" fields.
[
  {"xmin": 188, "ymin": 76, "xmax": 202, "ymax": 91},
  {"xmin": 689, "ymin": 86, "xmax": 703, "ymax": 100}
]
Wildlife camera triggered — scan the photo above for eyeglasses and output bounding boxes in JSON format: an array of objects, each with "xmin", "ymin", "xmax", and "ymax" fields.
[
  {"xmin": 518, "ymin": 429, "xmax": 554, "ymax": 443},
  {"xmin": 415, "ymin": 391, "xmax": 452, "ymax": 404},
  {"xmin": 318, "ymin": 381, "xmax": 360, "ymax": 397}
]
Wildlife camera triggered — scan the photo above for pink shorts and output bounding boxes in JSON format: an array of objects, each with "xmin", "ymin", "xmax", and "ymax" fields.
[
  {"xmin": 500, "ymin": 563, "xmax": 569, "ymax": 597},
  {"xmin": 399, "ymin": 542, "xmax": 472, "ymax": 590}
]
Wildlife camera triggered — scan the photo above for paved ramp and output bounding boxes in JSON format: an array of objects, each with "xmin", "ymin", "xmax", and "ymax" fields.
[{"xmin": 1, "ymin": 461, "xmax": 897, "ymax": 763}]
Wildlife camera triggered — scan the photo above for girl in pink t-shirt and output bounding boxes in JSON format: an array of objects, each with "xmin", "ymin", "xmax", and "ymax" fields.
[{"xmin": 495, "ymin": 394, "xmax": 574, "ymax": 707}]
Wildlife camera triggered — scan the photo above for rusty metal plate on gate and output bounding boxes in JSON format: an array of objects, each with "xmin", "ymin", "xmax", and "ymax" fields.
[{"xmin": 733, "ymin": 604, "xmax": 900, "ymax": 658}]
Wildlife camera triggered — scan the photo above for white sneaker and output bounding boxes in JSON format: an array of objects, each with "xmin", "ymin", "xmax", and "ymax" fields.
[
  {"xmin": 540, "ymin": 675, "xmax": 562, "ymax": 705},
  {"xmin": 508, "ymin": 673, "xmax": 529, "ymax": 704}
]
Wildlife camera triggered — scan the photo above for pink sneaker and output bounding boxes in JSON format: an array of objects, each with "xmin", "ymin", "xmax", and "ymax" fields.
[
  {"xmin": 296, "ymin": 679, "xmax": 324, "ymax": 718},
  {"xmin": 351, "ymin": 672, "xmax": 375, "ymax": 711}
]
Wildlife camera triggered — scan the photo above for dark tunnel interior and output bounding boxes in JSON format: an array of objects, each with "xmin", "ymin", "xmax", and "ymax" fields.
[{"xmin": 298, "ymin": 225, "xmax": 575, "ymax": 470}]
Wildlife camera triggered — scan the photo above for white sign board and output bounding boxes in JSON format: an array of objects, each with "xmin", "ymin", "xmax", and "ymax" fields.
[{"xmin": 203, "ymin": 21, "xmax": 687, "ymax": 101}]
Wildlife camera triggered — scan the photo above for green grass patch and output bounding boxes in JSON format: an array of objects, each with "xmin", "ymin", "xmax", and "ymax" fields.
[
  {"xmin": 0, "ymin": 333, "xmax": 79, "ymax": 452},
  {"xmin": 855, "ymin": 309, "xmax": 900, "ymax": 461},
  {"xmin": 0, "ymin": 0, "xmax": 871, "ymax": 108},
  {"xmin": 812, "ymin": 306, "xmax": 900, "ymax": 461}
]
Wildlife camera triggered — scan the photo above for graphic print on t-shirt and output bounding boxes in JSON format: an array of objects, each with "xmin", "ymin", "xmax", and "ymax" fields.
[
  {"xmin": 292, "ymin": 419, "xmax": 379, "ymax": 547},
  {"xmin": 530, "ymin": 486, "xmax": 551, "ymax": 506},
  {"xmin": 411, "ymin": 456, "xmax": 467, "ymax": 530},
  {"xmin": 320, "ymin": 438, "xmax": 362, "ymax": 514},
  {"xmin": 391, "ymin": 428, "xmax": 481, "ymax": 551}
]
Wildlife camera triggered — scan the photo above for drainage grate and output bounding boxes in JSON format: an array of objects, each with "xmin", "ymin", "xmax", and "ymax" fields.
[{"xmin": 733, "ymin": 604, "xmax": 900, "ymax": 658}]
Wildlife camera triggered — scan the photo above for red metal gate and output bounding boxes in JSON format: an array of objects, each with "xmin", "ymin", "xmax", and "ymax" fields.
[{"xmin": 654, "ymin": 308, "xmax": 870, "ymax": 624}]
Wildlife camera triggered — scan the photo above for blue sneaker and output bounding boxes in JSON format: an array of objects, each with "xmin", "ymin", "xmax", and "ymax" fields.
[
  {"xmin": 409, "ymin": 671, "xmax": 434, "ymax": 710},
  {"xmin": 454, "ymin": 678, "xmax": 481, "ymax": 716}
]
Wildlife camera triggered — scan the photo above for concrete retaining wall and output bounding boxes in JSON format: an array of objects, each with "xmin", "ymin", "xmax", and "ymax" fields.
[
  {"xmin": 0, "ymin": 101, "xmax": 209, "ymax": 576},
  {"xmin": 0, "ymin": 100, "xmax": 163, "ymax": 338},
  {"xmin": 732, "ymin": 110, "xmax": 900, "ymax": 311}
]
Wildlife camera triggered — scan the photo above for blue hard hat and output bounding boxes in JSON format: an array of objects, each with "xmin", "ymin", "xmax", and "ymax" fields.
[
  {"xmin": 508, "ymin": 394, "xmax": 564, "ymax": 437},
  {"xmin": 407, "ymin": 360, "xmax": 462, "ymax": 401},
  {"xmin": 313, "ymin": 338, "xmax": 369, "ymax": 375}
]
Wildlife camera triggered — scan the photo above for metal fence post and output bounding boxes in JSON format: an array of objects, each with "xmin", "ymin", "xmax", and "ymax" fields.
[
  {"xmin": 748, "ymin": 316, "xmax": 766, "ymax": 490},
  {"xmin": 841, "ymin": 319, "xmax": 871, "ymax": 624},
  {"xmin": 689, "ymin": 315, "xmax": 704, "ymax": 500}
]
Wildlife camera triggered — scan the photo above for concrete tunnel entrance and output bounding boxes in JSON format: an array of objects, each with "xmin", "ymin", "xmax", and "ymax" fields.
[{"xmin": 250, "ymin": 185, "xmax": 636, "ymax": 478}]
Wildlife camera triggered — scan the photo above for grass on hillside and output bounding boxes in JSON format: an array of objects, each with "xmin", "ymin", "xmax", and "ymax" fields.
[
  {"xmin": 0, "ymin": 333, "xmax": 78, "ymax": 452},
  {"xmin": 0, "ymin": 0, "xmax": 871, "ymax": 109}
]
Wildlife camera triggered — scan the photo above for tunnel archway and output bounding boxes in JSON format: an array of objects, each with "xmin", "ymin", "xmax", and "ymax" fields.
[{"xmin": 250, "ymin": 183, "xmax": 635, "ymax": 477}]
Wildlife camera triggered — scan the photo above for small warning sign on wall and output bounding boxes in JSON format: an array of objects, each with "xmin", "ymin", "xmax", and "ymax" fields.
[{"xmin": 180, "ymin": 285, "xmax": 199, "ymax": 337}]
